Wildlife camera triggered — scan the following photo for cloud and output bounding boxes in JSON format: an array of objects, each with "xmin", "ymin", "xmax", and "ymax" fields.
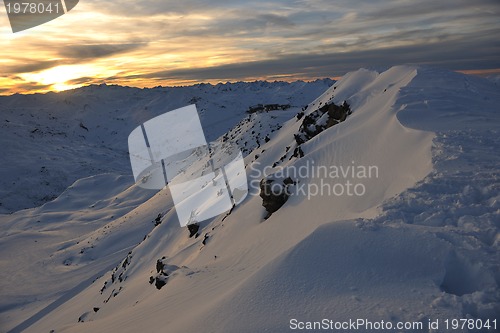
[
  {"xmin": 3, "ymin": 60, "xmax": 61, "ymax": 74},
  {"xmin": 64, "ymin": 76, "xmax": 106, "ymax": 85},
  {"xmin": 256, "ymin": 14, "xmax": 295, "ymax": 27},
  {"xmin": 81, "ymin": 0, "xmax": 246, "ymax": 16},
  {"xmin": 135, "ymin": 37, "xmax": 500, "ymax": 82},
  {"xmin": 58, "ymin": 43, "xmax": 147, "ymax": 60},
  {"xmin": 365, "ymin": 0, "xmax": 500, "ymax": 20},
  {"xmin": 1, "ymin": 0, "xmax": 499, "ymax": 94},
  {"xmin": 8, "ymin": 82, "xmax": 54, "ymax": 94}
]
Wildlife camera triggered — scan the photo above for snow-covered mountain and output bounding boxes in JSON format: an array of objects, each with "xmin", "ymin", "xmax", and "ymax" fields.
[
  {"xmin": 1, "ymin": 66, "xmax": 499, "ymax": 333},
  {"xmin": 0, "ymin": 79, "xmax": 333, "ymax": 214}
]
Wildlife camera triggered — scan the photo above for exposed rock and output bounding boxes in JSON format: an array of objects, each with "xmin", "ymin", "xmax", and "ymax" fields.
[
  {"xmin": 156, "ymin": 259, "xmax": 164, "ymax": 273},
  {"xmin": 155, "ymin": 276, "xmax": 167, "ymax": 290},
  {"xmin": 78, "ymin": 312, "xmax": 90, "ymax": 322},
  {"xmin": 153, "ymin": 213, "xmax": 162, "ymax": 226},
  {"xmin": 295, "ymin": 101, "xmax": 351, "ymax": 144},
  {"xmin": 187, "ymin": 223, "xmax": 199, "ymax": 238},
  {"xmin": 151, "ymin": 257, "xmax": 171, "ymax": 289},
  {"xmin": 79, "ymin": 122, "xmax": 89, "ymax": 131},
  {"xmin": 291, "ymin": 146, "xmax": 304, "ymax": 159},
  {"xmin": 247, "ymin": 103, "xmax": 291, "ymax": 113},
  {"xmin": 259, "ymin": 176, "xmax": 295, "ymax": 219}
]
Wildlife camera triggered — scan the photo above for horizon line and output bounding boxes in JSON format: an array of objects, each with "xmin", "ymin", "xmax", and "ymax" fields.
[{"xmin": 1, "ymin": 68, "xmax": 498, "ymax": 97}]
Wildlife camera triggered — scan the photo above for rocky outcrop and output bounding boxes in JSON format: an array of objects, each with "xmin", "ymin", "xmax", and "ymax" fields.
[
  {"xmin": 150, "ymin": 257, "xmax": 170, "ymax": 290},
  {"xmin": 187, "ymin": 223, "xmax": 200, "ymax": 238},
  {"xmin": 294, "ymin": 101, "xmax": 351, "ymax": 144},
  {"xmin": 273, "ymin": 101, "xmax": 351, "ymax": 168},
  {"xmin": 259, "ymin": 176, "xmax": 295, "ymax": 219}
]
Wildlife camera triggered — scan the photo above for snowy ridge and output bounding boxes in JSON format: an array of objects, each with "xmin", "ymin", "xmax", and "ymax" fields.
[{"xmin": 1, "ymin": 66, "xmax": 499, "ymax": 332}]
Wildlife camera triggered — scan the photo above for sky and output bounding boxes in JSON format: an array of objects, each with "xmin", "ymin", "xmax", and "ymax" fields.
[{"xmin": 1, "ymin": 0, "xmax": 499, "ymax": 95}]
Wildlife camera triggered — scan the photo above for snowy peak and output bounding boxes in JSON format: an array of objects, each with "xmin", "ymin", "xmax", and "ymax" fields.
[
  {"xmin": 397, "ymin": 66, "xmax": 500, "ymax": 131},
  {"xmin": 302, "ymin": 65, "xmax": 499, "ymax": 140}
]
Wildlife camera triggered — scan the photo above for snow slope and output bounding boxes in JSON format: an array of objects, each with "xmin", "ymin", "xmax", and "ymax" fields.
[
  {"xmin": 0, "ymin": 79, "xmax": 333, "ymax": 214},
  {"xmin": 0, "ymin": 79, "xmax": 333, "ymax": 330},
  {"xmin": 1, "ymin": 66, "xmax": 499, "ymax": 333}
]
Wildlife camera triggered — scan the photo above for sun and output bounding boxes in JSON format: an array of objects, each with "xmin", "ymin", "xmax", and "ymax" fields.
[{"xmin": 19, "ymin": 64, "xmax": 117, "ymax": 92}]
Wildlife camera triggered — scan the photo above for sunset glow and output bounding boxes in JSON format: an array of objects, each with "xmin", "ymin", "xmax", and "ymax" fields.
[{"xmin": 1, "ymin": 0, "xmax": 499, "ymax": 95}]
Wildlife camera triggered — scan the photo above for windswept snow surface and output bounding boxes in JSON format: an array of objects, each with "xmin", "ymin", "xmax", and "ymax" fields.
[{"xmin": 1, "ymin": 66, "xmax": 499, "ymax": 332}]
